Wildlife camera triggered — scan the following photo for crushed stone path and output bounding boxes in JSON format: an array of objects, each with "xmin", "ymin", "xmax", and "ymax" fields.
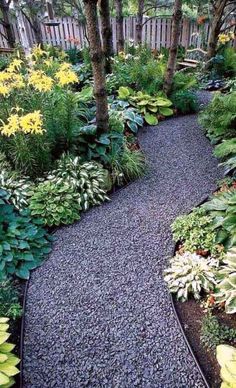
[{"xmin": 23, "ymin": 94, "xmax": 223, "ymax": 387}]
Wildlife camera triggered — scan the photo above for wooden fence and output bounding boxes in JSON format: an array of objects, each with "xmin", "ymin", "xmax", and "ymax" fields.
[{"xmin": 0, "ymin": 15, "xmax": 235, "ymax": 52}]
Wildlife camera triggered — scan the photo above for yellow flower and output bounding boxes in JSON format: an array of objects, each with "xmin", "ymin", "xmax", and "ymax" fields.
[
  {"xmin": 28, "ymin": 70, "xmax": 53, "ymax": 92},
  {"xmin": 0, "ymin": 71, "xmax": 24, "ymax": 96},
  {"xmin": 31, "ymin": 45, "xmax": 47, "ymax": 60},
  {"xmin": 7, "ymin": 59, "xmax": 23, "ymax": 73},
  {"xmin": 44, "ymin": 58, "xmax": 54, "ymax": 68},
  {"xmin": 55, "ymin": 63, "xmax": 78, "ymax": 86},
  {"xmin": 0, "ymin": 110, "xmax": 45, "ymax": 136},
  {"xmin": 218, "ymin": 33, "xmax": 231, "ymax": 45}
]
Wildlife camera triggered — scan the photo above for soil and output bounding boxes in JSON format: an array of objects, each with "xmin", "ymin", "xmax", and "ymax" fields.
[{"xmin": 175, "ymin": 298, "xmax": 236, "ymax": 388}]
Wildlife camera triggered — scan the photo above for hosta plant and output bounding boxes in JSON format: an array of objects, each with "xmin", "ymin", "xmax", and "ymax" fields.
[
  {"xmin": 203, "ymin": 190, "xmax": 236, "ymax": 249},
  {"xmin": 118, "ymin": 87, "xmax": 173, "ymax": 125},
  {"xmin": 0, "ymin": 170, "xmax": 32, "ymax": 210},
  {"xmin": 29, "ymin": 181, "xmax": 82, "ymax": 226},
  {"xmin": 0, "ymin": 189, "xmax": 52, "ymax": 280},
  {"xmin": 215, "ymin": 248, "xmax": 236, "ymax": 314},
  {"xmin": 164, "ymin": 252, "xmax": 217, "ymax": 301},
  {"xmin": 110, "ymin": 100, "xmax": 143, "ymax": 134},
  {"xmin": 0, "ymin": 317, "xmax": 20, "ymax": 387},
  {"xmin": 47, "ymin": 154, "xmax": 109, "ymax": 211},
  {"xmin": 217, "ymin": 345, "xmax": 236, "ymax": 388},
  {"xmin": 171, "ymin": 208, "xmax": 220, "ymax": 255}
]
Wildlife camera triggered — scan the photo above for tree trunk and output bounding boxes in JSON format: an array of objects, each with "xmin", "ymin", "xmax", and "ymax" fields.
[
  {"xmin": 0, "ymin": 0, "xmax": 16, "ymax": 47},
  {"xmin": 206, "ymin": 0, "xmax": 227, "ymax": 60},
  {"xmin": 163, "ymin": 0, "xmax": 182, "ymax": 96},
  {"xmin": 136, "ymin": 0, "xmax": 144, "ymax": 45},
  {"xmin": 115, "ymin": 0, "xmax": 124, "ymax": 52},
  {"xmin": 99, "ymin": 0, "xmax": 113, "ymax": 74},
  {"xmin": 83, "ymin": 0, "xmax": 109, "ymax": 134}
]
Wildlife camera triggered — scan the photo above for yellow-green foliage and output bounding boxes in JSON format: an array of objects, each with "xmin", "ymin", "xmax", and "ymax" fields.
[
  {"xmin": 0, "ymin": 317, "xmax": 20, "ymax": 387},
  {"xmin": 217, "ymin": 344, "xmax": 236, "ymax": 388}
]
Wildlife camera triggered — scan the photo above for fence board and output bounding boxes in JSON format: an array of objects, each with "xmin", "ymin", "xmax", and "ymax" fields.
[{"xmin": 0, "ymin": 15, "xmax": 235, "ymax": 54}]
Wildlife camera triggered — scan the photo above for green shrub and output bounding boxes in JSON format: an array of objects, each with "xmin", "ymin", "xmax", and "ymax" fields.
[
  {"xmin": 120, "ymin": 146, "xmax": 146, "ymax": 182},
  {"xmin": 172, "ymin": 72, "xmax": 198, "ymax": 92},
  {"xmin": 203, "ymin": 190, "xmax": 236, "ymax": 250},
  {"xmin": 199, "ymin": 91, "xmax": 236, "ymax": 143},
  {"xmin": 171, "ymin": 90, "xmax": 198, "ymax": 114},
  {"xmin": 47, "ymin": 155, "xmax": 109, "ymax": 211},
  {"xmin": 201, "ymin": 313, "xmax": 236, "ymax": 350},
  {"xmin": 171, "ymin": 208, "xmax": 219, "ymax": 255},
  {"xmin": 0, "ymin": 170, "xmax": 32, "ymax": 210},
  {"xmin": 29, "ymin": 181, "xmax": 82, "ymax": 227},
  {"xmin": 0, "ymin": 282, "xmax": 22, "ymax": 320},
  {"xmin": 164, "ymin": 252, "xmax": 217, "ymax": 301},
  {"xmin": 0, "ymin": 188, "xmax": 52, "ymax": 280},
  {"xmin": 0, "ymin": 317, "xmax": 20, "ymax": 387}
]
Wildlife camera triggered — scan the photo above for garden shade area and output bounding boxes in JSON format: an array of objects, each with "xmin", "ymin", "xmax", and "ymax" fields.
[{"xmin": 23, "ymin": 97, "xmax": 223, "ymax": 387}]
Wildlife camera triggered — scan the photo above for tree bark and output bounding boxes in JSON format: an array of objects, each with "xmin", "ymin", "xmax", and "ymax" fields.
[
  {"xmin": 99, "ymin": 0, "xmax": 113, "ymax": 74},
  {"xmin": 83, "ymin": 0, "xmax": 109, "ymax": 134},
  {"xmin": 136, "ymin": 0, "xmax": 144, "ymax": 45},
  {"xmin": 0, "ymin": 0, "xmax": 16, "ymax": 47},
  {"xmin": 115, "ymin": 0, "xmax": 124, "ymax": 52},
  {"xmin": 206, "ymin": 0, "xmax": 228, "ymax": 60},
  {"xmin": 163, "ymin": 0, "xmax": 182, "ymax": 95}
]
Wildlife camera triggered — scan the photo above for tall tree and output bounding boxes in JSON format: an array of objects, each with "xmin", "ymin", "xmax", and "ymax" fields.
[
  {"xmin": 99, "ymin": 0, "xmax": 113, "ymax": 73},
  {"xmin": 0, "ymin": 0, "xmax": 16, "ymax": 47},
  {"xmin": 115, "ymin": 0, "xmax": 124, "ymax": 52},
  {"xmin": 163, "ymin": 0, "xmax": 182, "ymax": 95},
  {"xmin": 136, "ymin": 0, "xmax": 144, "ymax": 44},
  {"xmin": 83, "ymin": 0, "xmax": 109, "ymax": 134},
  {"xmin": 207, "ymin": 0, "xmax": 236, "ymax": 60},
  {"xmin": 14, "ymin": 0, "xmax": 44, "ymax": 45}
]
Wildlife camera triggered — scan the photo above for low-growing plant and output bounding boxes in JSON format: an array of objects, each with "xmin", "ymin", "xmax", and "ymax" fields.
[
  {"xmin": 214, "ymin": 248, "xmax": 236, "ymax": 314},
  {"xmin": 201, "ymin": 313, "xmax": 236, "ymax": 350},
  {"xmin": 0, "ymin": 317, "xmax": 20, "ymax": 387},
  {"xmin": 172, "ymin": 72, "xmax": 198, "ymax": 92},
  {"xmin": 29, "ymin": 181, "xmax": 82, "ymax": 227},
  {"xmin": 0, "ymin": 189, "xmax": 52, "ymax": 280},
  {"xmin": 216, "ymin": 345, "xmax": 236, "ymax": 388},
  {"xmin": 47, "ymin": 154, "xmax": 109, "ymax": 211},
  {"xmin": 110, "ymin": 101, "xmax": 144, "ymax": 134},
  {"xmin": 171, "ymin": 90, "xmax": 198, "ymax": 114},
  {"xmin": 203, "ymin": 190, "xmax": 236, "ymax": 249},
  {"xmin": 0, "ymin": 170, "xmax": 32, "ymax": 210},
  {"xmin": 164, "ymin": 252, "xmax": 217, "ymax": 301},
  {"xmin": 171, "ymin": 208, "xmax": 220, "ymax": 255},
  {"xmin": 0, "ymin": 282, "xmax": 22, "ymax": 320}
]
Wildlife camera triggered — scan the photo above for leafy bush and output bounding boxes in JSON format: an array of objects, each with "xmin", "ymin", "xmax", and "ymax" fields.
[
  {"xmin": 0, "ymin": 282, "xmax": 22, "ymax": 320},
  {"xmin": 164, "ymin": 252, "xmax": 217, "ymax": 301},
  {"xmin": 214, "ymin": 138, "xmax": 236, "ymax": 174},
  {"xmin": 171, "ymin": 208, "xmax": 220, "ymax": 255},
  {"xmin": 0, "ymin": 317, "xmax": 20, "ymax": 387},
  {"xmin": 110, "ymin": 101, "xmax": 144, "ymax": 134},
  {"xmin": 0, "ymin": 170, "xmax": 32, "ymax": 210},
  {"xmin": 199, "ymin": 91, "xmax": 236, "ymax": 143},
  {"xmin": 29, "ymin": 181, "xmax": 82, "ymax": 227},
  {"xmin": 203, "ymin": 190, "xmax": 236, "ymax": 250},
  {"xmin": 47, "ymin": 155, "xmax": 109, "ymax": 211},
  {"xmin": 171, "ymin": 90, "xmax": 198, "ymax": 114},
  {"xmin": 118, "ymin": 87, "xmax": 173, "ymax": 125},
  {"xmin": 214, "ymin": 248, "xmax": 236, "ymax": 314},
  {"xmin": 201, "ymin": 313, "xmax": 236, "ymax": 350},
  {"xmin": 216, "ymin": 345, "xmax": 236, "ymax": 387},
  {"xmin": 172, "ymin": 72, "xmax": 198, "ymax": 92},
  {"xmin": 0, "ymin": 188, "xmax": 52, "ymax": 280}
]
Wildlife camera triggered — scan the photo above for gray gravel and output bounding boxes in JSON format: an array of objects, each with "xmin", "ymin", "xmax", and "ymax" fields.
[{"xmin": 23, "ymin": 100, "xmax": 223, "ymax": 388}]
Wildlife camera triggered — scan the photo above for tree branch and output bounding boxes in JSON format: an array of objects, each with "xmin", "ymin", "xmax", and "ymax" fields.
[
  {"xmin": 19, "ymin": 9, "xmax": 36, "ymax": 32},
  {"xmin": 220, "ymin": 21, "xmax": 236, "ymax": 32},
  {"xmin": 0, "ymin": 30, "xmax": 8, "ymax": 41},
  {"xmin": 221, "ymin": 7, "xmax": 236, "ymax": 26},
  {"xmin": 142, "ymin": 15, "xmax": 171, "ymax": 27}
]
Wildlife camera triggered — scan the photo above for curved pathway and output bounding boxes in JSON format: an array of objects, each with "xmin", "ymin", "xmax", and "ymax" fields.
[{"xmin": 23, "ymin": 100, "xmax": 223, "ymax": 387}]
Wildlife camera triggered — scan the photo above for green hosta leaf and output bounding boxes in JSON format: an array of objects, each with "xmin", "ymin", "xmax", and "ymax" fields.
[
  {"xmin": 0, "ymin": 371, "xmax": 10, "ymax": 385},
  {"xmin": 118, "ymin": 86, "xmax": 131, "ymax": 100},
  {"xmin": 144, "ymin": 113, "xmax": 158, "ymax": 125},
  {"xmin": 127, "ymin": 121, "xmax": 138, "ymax": 133},
  {"xmin": 0, "ymin": 354, "xmax": 8, "ymax": 363},
  {"xmin": 0, "ymin": 364, "xmax": 19, "ymax": 377},
  {"xmin": 0, "ymin": 344, "xmax": 15, "ymax": 354},
  {"xmin": 0, "ymin": 334, "xmax": 10, "ymax": 346},
  {"xmin": 159, "ymin": 107, "xmax": 174, "ymax": 116},
  {"xmin": 155, "ymin": 97, "xmax": 172, "ymax": 107}
]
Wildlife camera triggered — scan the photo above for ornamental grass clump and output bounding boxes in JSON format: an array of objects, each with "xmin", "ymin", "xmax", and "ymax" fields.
[{"xmin": 164, "ymin": 252, "xmax": 217, "ymax": 301}]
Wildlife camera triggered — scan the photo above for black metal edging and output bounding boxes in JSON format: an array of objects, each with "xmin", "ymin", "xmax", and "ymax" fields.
[{"xmin": 19, "ymin": 278, "xmax": 29, "ymax": 388}]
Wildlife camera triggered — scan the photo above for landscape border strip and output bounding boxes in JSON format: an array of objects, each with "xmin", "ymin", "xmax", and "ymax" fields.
[{"xmin": 19, "ymin": 278, "xmax": 29, "ymax": 388}]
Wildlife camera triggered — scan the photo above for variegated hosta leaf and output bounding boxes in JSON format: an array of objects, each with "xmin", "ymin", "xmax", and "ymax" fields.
[
  {"xmin": 215, "ymin": 248, "xmax": 236, "ymax": 314},
  {"xmin": 164, "ymin": 252, "xmax": 217, "ymax": 302}
]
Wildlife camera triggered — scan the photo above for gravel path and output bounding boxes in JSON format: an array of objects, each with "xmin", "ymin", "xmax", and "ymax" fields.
[{"xmin": 23, "ymin": 96, "xmax": 223, "ymax": 388}]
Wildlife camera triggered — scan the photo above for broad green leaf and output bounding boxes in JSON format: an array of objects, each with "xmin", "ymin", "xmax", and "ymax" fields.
[
  {"xmin": 144, "ymin": 113, "xmax": 158, "ymax": 126},
  {"xmin": 159, "ymin": 107, "xmax": 174, "ymax": 116}
]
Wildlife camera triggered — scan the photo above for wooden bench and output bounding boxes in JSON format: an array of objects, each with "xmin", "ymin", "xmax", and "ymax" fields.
[{"xmin": 177, "ymin": 48, "xmax": 207, "ymax": 70}]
